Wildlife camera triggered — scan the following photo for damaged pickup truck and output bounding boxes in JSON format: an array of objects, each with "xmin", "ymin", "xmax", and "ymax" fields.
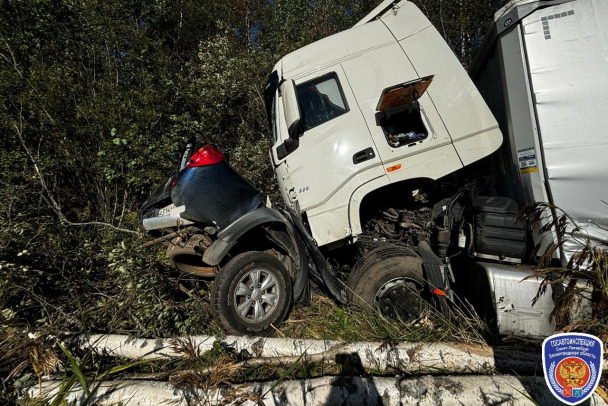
[{"xmin": 140, "ymin": 0, "xmax": 605, "ymax": 336}]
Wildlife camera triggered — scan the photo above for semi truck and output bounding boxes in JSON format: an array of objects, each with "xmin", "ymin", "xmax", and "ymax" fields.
[{"xmin": 141, "ymin": 0, "xmax": 605, "ymax": 336}]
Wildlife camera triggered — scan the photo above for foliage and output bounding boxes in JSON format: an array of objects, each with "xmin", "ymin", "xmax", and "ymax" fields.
[
  {"xmin": 520, "ymin": 203, "xmax": 608, "ymax": 341},
  {"xmin": 279, "ymin": 293, "xmax": 489, "ymax": 344},
  {"xmin": 47, "ymin": 342, "xmax": 155, "ymax": 406},
  {"xmin": 411, "ymin": 0, "xmax": 508, "ymax": 69}
]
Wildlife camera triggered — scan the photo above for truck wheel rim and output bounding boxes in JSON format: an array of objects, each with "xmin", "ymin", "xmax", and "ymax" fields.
[
  {"xmin": 374, "ymin": 277, "xmax": 423, "ymax": 319},
  {"xmin": 233, "ymin": 268, "xmax": 279, "ymax": 323}
]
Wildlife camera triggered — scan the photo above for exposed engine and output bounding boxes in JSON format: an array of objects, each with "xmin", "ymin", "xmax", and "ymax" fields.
[
  {"xmin": 359, "ymin": 186, "xmax": 528, "ymax": 264},
  {"xmin": 359, "ymin": 207, "xmax": 432, "ymax": 247}
]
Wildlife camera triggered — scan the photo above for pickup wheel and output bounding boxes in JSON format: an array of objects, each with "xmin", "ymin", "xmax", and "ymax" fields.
[
  {"xmin": 211, "ymin": 251, "xmax": 292, "ymax": 336},
  {"xmin": 347, "ymin": 245, "xmax": 427, "ymax": 320}
]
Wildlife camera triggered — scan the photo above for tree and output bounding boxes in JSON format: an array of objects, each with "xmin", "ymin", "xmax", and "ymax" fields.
[{"xmin": 411, "ymin": 0, "xmax": 508, "ymax": 69}]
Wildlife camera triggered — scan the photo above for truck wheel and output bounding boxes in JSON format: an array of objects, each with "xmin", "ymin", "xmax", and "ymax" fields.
[
  {"xmin": 211, "ymin": 251, "xmax": 292, "ymax": 336},
  {"xmin": 347, "ymin": 246, "xmax": 427, "ymax": 320}
]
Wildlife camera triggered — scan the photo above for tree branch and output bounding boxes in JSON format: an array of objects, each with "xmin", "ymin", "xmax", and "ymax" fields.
[
  {"xmin": 169, "ymin": 344, "xmax": 350, "ymax": 382},
  {"xmin": 13, "ymin": 112, "xmax": 139, "ymax": 236}
]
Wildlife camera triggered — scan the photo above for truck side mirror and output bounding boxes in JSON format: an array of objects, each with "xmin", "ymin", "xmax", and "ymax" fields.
[
  {"xmin": 280, "ymin": 79, "xmax": 302, "ymax": 140},
  {"xmin": 277, "ymin": 137, "xmax": 298, "ymax": 160},
  {"xmin": 276, "ymin": 79, "xmax": 302, "ymax": 160}
]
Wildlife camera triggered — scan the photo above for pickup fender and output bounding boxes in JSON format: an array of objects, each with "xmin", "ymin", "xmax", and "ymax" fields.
[{"xmin": 203, "ymin": 207, "xmax": 309, "ymax": 303}]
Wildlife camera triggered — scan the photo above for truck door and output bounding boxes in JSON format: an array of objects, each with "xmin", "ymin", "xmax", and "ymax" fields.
[
  {"xmin": 341, "ymin": 45, "xmax": 465, "ymax": 182},
  {"xmin": 273, "ymin": 66, "xmax": 382, "ymax": 213}
]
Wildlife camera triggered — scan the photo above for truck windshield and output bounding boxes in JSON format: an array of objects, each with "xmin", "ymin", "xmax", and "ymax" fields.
[{"xmin": 296, "ymin": 72, "xmax": 348, "ymax": 131}]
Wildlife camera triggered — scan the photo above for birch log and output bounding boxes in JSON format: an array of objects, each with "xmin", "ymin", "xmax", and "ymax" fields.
[
  {"xmin": 29, "ymin": 375, "xmax": 608, "ymax": 406},
  {"xmin": 82, "ymin": 334, "xmax": 555, "ymax": 375}
]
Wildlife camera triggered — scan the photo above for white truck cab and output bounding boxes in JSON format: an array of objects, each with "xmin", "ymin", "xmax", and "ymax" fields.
[{"xmin": 266, "ymin": 0, "xmax": 502, "ymax": 247}]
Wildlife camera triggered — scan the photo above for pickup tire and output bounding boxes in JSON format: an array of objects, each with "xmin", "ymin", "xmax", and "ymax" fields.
[
  {"xmin": 211, "ymin": 251, "xmax": 292, "ymax": 336},
  {"xmin": 347, "ymin": 245, "xmax": 427, "ymax": 320},
  {"xmin": 166, "ymin": 234, "xmax": 215, "ymax": 277}
]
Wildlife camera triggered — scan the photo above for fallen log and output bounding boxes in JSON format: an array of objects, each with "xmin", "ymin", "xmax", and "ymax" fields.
[
  {"xmin": 29, "ymin": 375, "xmax": 607, "ymax": 406},
  {"xmin": 81, "ymin": 334, "xmax": 562, "ymax": 375}
]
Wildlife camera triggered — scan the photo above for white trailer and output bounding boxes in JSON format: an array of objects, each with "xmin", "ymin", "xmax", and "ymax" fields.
[{"xmin": 472, "ymin": 0, "xmax": 608, "ymax": 260}]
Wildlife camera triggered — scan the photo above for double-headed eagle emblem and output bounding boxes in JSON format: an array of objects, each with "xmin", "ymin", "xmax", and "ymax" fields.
[{"xmin": 558, "ymin": 359, "xmax": 587, "ymax": 387}]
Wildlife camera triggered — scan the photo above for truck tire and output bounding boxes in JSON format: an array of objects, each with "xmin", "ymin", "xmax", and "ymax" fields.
[
  {"xmin": 211, "ymin": 251, "xmax": 292, "ymax": 336},
  {"xmin": 347, "ymin": 245, "xmax": 427, "ymax": 320}
]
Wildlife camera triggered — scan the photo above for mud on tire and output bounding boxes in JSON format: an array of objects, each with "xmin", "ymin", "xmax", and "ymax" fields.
[{"xmin": 211, "ymin": 251, "xmax": 292, "ymax": 336}]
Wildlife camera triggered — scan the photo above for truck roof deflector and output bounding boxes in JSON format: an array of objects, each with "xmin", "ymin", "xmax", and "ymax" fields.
[{"xmin": 376, "ymin": 75, "xmax": 434, "ymax": 111}]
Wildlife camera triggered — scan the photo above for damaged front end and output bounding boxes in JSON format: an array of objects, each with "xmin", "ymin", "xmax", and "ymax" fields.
[{"xmin": 139, "ymin": 143, "xmax": 343, "ymax": 335}]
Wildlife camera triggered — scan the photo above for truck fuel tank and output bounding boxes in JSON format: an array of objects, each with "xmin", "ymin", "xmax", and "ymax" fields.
[{"xmin": 459, "ymin": 261, "xmax": 591, "ymax": 338}]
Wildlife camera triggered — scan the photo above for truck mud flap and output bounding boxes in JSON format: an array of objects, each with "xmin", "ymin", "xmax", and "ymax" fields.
[{"xmin": 417, "ymin": 241, "xmax": 450, "ymax": 315}]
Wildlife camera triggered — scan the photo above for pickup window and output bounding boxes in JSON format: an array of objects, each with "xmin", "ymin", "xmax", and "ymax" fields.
[{"xmin": 296, "ymin": 73, "xmax": 349, "ymax": 131}]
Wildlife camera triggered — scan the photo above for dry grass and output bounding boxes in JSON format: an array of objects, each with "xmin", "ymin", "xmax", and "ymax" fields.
[
  {"xmin": 167, "ymin": 337, "xmax": 271, "ymax": 405},
  {"xmin": 278, "ymin": 292, "xmax": 489, "ymax": 345},
  {"xmin": 520, "ymin": 203, "xmax": 608, "ymax": 339},
  {"xmin": 0, "ymin": 328, "xmax": 61, "ymax": 390}
]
